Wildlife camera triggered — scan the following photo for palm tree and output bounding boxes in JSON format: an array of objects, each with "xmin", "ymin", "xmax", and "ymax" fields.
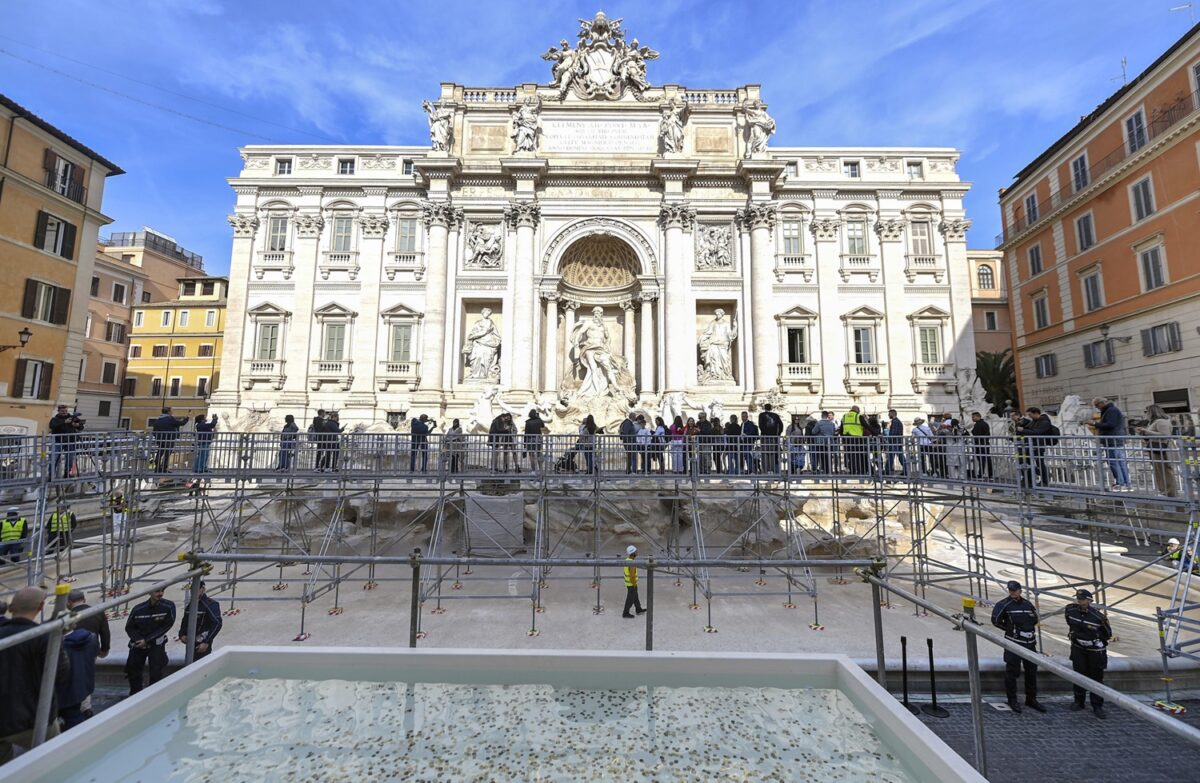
[{"xmin": 975, "ymin": 349, "xmax": 1017, "ymax": 415}]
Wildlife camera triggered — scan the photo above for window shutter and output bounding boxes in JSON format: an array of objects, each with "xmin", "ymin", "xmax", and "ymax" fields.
[
  {"xmin": 1104, "ymin": 339, "xmax": 1114, "ymax": 365},
  {"xmin": 1082, "ymin": 345, "xmax": 1094, "ymax": 369},
  {"xmin": 1141, "ymin": 329, "xmax": 1153, "ymax": 356},
  {"xmin": 43, "ymin": 148, "xmax": 57, "ymax": 173},
  {"xmin": 1168, "ymin": 321, "xmax": 1183, "ymax": 352},
  {"xmin": 38, "ymin": 363, "xmax": 53, "ymax": 400},
  {"xmin": 21, "ymin": 279, "xmax": 38, "ymax": 319},
  {"xmin": 59, "ymin": 221, "xmax": 77, "ymax": 260},
  {"xmin": 51, "ymin": 287, "xmax": 70, "ymax": 325},
  {"xmin": 33, "ymin": 212, "xmax": 49, "ymax": 250},
  {"xmin": 12, "ymin": 359, "xmax": 27, "ymax": 399},
  {"xmin": 69, "ymin": 164, "xmax": 84, "ymax": 192}
]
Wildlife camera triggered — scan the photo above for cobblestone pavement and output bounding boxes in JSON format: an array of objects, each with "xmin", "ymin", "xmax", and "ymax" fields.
[{"xmin": 917, "ymin": 696, "xmax": 1200, "ymax": 782}]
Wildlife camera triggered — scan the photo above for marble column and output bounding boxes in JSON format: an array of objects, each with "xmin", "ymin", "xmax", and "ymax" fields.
[
  {"xmin": 443, "ymin": 208, "xmax": 463, "ymax": 390},
  {"xmin": 738, "ymin": 203, "xmax": 778, "ymax": 394},
  {"xmin": 638, "ymin": 292, "xmax": 657, "ymax": 395},
  {"xmin": 621, "ymin": 299, "xmax": 636, "ymax": 369},
  {"xmin": 659, "ymin": 202, "xmax": 695, "ymax": 391},
  {"xmin": 563, "ymin": 299, "xmax": 579, "ymax": 363},
  {"xmin": 352, "ymin": 211, "xmax": 389, "ymax": 397},
  {"xmin": 284, "ymin": 210, "xmax": 324, "ymax": 395},
  {"xmin": 543, "ymin": 292, "xmax": 560, "ymax": 392},
  {"xmin": 505, "ymin": 200, "xmax": 540, "ymax": 395},
  {"xmin": 419, "ymin": 200, "xmax": 454, "ymax": 394}
]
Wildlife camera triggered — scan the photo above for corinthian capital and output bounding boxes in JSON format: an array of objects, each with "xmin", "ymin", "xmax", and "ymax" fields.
[
  {"xmin": 939, "ymin": 218, "xmax": 972, "ymax": 241},
  {"xmin": 293, "ymin": 214, "xmax": 325, "ymax": 238},
  {"xmin": 420, "ymin": 199, "xmax": 457, "ymax": 228},
  {"xmin": 358, "ymin": 213, "xmax": 389, "ymax": 238},
  {"xmin": 874, "ymin": 218, "xmax": 906, "ymax": 242},
  {"xmin": 504, "ymin": 200, "xmax": 541, "ymax": 229},
  {"xmin": 735, "ymin": 203, "xmax": 777, "ymax": 231},
  {"xmin": 227, "ymin": 214, "xmax": 259, "ymax": 238},
  {"xmin": 658, "ymin": 202, "xmax": 696, "ymax": 231},
  {"xmin": 808, "ymin": 217, "xmax": 842, "ymax": 241}
]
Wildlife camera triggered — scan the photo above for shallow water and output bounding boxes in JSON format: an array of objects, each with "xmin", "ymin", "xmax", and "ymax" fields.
[{"xmin": 65, "ymin": 677, "xmax": 917, "ymax": 782}]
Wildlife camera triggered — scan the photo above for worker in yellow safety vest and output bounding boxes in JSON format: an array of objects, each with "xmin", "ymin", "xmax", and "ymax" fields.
[
  {"xmin": 621, "ymin": 544, "xmax": 645, "ymax": 619},
  {"xmin": 109, "ymin": 492, "xmax": 129, "ymax": 537},
  {"xmin": 840, "ymin": 406, "xmax": 866, "ymax": 474},
  {"xmin": 0, "ymin": 507, "xmax": 28, "ymax": 564},
  {"xmin": 46, "ymin": 507, "xmax": 77, "ymax": 553}
]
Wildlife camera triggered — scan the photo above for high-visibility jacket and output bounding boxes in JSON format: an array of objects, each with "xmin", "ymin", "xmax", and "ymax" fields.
[
  {"xmin": 1, "ymin": 517, "xmax": 26, "ymax": 542},
  {"xmin": 49, "ymin": 511, "xmax": 75, "ymax": 533},
  {"xmin": 623, "ymin": 558, "xmax": 638, "ymax": 587},
  {"xmin": 109, "ymin": 494, "xmax": 128, "ymax": 513},
  {"xmin": 842, "ymin": 410, "xmax": 864, "ymax": 437}
]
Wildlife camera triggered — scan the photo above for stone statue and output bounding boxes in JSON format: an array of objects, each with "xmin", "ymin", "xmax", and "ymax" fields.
[
  {"xmin": 614, "ymin": 38, "xmax": 658, "ymax": 95},
  {"xmin": 422, "ymin": 100, "xmax": 454, "ymax": 152},
  {"xmin": 698, "ymin": 309, "xmax": 738, "ymax": 384},
  {"xmin": 466, "ymin": 224, "xmax": 503, "ymax": 269},
  {"xmin": 659, "ymin": 100, "xmax": 685, "ymax": 154},
  {"xmin": 577, "ymin": 11, "xmax": 624, "ymax": 43},
  {"xmin": 569, "ymin": 306, "xmax": 621, "ymax": 398},
  {"xmin": 1057, "ymin": 394, "xmax": 1095, "ymax": 438},
  {"xmin": 658, "ymin": 391, "xmax": 703, "ymax": 425},
  {"xmin": 462, "ymin": 308, "xmax": 501, "ymax": 381},
  {"xmin": 702, "ymin": 399, "xmax": 726, "ymax": 424},
  {"xmin": 695, "ymin": 224, "xmax": 732, "ymax": 270},
  {"xmin": 541, "ymin": 39, "xmax": 585, "ymax": 99},
  {"xmin": 955, "ymin": 367, "xmax": 990, "ymax": 417},
  {"xmin": 743, "ymin": 101, "xmax": 776, "ymax": 157},
  {"xmin": 544, "ymin": 11, "xmax": 658, "ymax": 101},
  {"xmin": 510, "ymin": 97, "xmax": 541, "ymax": 153},
  {"xmin": 465, "ymin": 385, "xmax": 524, "ymax": 434}
]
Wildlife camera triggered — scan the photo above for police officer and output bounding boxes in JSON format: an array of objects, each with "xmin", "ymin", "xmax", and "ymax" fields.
[
  {"xmin": 178, "ymin": 581, "xmax": 223, "ymax": 662},
  {"xmin": 1065, "ymin": 588, "xmax": 1112, "ymax": 718},
  {"xmin": 0, "ymin": 507, "xmax": 27, "ymax": 564},
  {"xmin": 125, "ymin": 588, "xmax": 176, "ymax": 694},
  {"xmin": 621, "ymin": 544, "xmax": 646, "ymax": 619},
  {"xmin": 45, "ymin": 505, "xmax": 77, "ymax": 554},
  {"xmin": 990, "ymin": 580, "xmax": 1045, "ymax": 713}
]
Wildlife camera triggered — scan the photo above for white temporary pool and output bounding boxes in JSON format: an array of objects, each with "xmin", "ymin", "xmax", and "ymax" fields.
[{"xmin": 4, "ymin": 648, "xmax": 983, "ymax": 782}]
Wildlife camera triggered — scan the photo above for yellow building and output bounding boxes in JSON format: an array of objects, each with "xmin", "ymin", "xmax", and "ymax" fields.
[
  {"xmin": 124, "ymin": 276, "xmax": 227, "ymax": 430},
  {"xmin": 0, "ymin": 93, "xmax": 123, "ymax": 435}
]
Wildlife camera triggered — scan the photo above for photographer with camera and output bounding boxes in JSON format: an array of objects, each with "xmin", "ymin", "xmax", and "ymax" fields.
[{"xmin": 48, "ymin": 403, "xmax": 85, "ymax": 479}]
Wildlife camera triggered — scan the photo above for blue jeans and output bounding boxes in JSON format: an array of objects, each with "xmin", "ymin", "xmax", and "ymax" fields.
[
  {"xmin": 886, "ymin": 446, "xmax": 907, "ymax": 475},
  {"xmin": 0, "ymin": 540, "xmax": 23, "ymax": 563},
  {"xmin": 277, "ymin": 444, "xmax": 296, "ymax": 470},
  {"xmin": 193, "ymin": 442, "xmax": 212, "ymax": 473},
  {"xmin": 1103, "ymin": 444, "xmax": 1130, "ymax": 486},
  {"xmin": 789, "ymin": 445, "xmax": 805, "ymax": 472}
]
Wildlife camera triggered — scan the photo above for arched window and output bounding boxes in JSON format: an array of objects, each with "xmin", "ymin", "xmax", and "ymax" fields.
[{"xmin": 978, "ymin": 264, "xmax": 995, "ymax": 290}]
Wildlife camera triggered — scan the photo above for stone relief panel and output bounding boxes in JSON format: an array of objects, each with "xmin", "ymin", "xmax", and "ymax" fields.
[
  {"xmin": 465, "ymin": 223, "xmax": 504, "ymax": 270},
  {"xmin": 694, "ymin": 223, "xmax": 734, "ymax": 271}
]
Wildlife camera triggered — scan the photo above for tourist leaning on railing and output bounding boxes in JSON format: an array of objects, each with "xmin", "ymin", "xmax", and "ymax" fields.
[
  {"xmin": 277, "ymin": 415, "xmax": 299, "ymax": 471},
  {"xmin": 1091, "ymin": 397, "xmax": 1131, "ymax": 491}
]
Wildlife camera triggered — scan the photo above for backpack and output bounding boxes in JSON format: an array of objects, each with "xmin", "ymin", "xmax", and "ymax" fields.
[{"xmin": 1046, "ymin": 424, "xmax": 1060, "ymax": 446}]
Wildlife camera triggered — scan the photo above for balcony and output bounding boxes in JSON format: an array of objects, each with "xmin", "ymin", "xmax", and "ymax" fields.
[
  {"xmin": 843, "ymin": 362, "xmax": 888, "ymax": 394},
  {"xmin": 45, "ymin": 170, "xmax": 86, "ymax": 205},
  {"xmin": 385, "ymin": 251, "xmax": 425, "ymax": 281},
  {"xmin": 911, "ymin": 362, "xmax": 957, "ymax": 394},
  {"xmin": 310, "ymin": 359, "xmax": 354, "ymax": 391},
  {"xmin": 838, "ymin": 254, "xmax": 879, "ymax": 282},
  {"xmin": 254, "ymin": 250, "xmax": 294, "ymax": 280},
  {"xmin": 777, "ymin": 362, "xmax": 821, "ymax": 393},
  {"xmin": 773, "ymin": 254, "xmax": 813, "ymax": 282},
  {"xmin": 319, "ymin": 250, "xmax": 359, "ymax": 280},
  {"xmin": 242, "ymin": 358, "xmax": 286, "ymax": 391},
  {"xmin": 904, "ymin": 254, "xmax": 944, "ymax": 283},
  {"xmin": 377, "ymin": 359, "xmax": 422, "ymax": 391}
]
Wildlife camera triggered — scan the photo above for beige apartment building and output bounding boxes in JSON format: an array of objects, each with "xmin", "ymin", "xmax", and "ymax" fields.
[
  {"xmin": 77, "ymin": 252, "xmax": 147, "ymax": 430},
  {"xmin": 968, "ymin": 250, "xmax": 1011, "ymax": 355}
]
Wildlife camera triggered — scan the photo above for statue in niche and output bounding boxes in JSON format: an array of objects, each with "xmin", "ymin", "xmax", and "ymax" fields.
[
  {"xmin": 569, "ymin": 306, "xmax": 621, "ymax": 398},
  {"xmin": 422, "ymin": 100, "xmax": 454, "ymax": 151},
  {"xmin": 510, "ymin": 97, "xmax": 542, "ymax": 153},
  {"xmin": 466, "ymin": 224, "xmax": 503, "ymax": 269},
  {"xmin": 695, "ymin": 224, "xmax": 732, "ymax": 270},
  {"xmin": 658, "ymin": 100, "xmax": 686, "ymax": 154},
  {"xmin": 698, "ymin": 309, "xmax": 738, "ymax": 384},
  {"xmin": 743, "ymin": 101, "xmax": 776, "ymax": 157},
  {"xmin": 462, "ymin": 308, "xmax": 501, "ymax": 381}
]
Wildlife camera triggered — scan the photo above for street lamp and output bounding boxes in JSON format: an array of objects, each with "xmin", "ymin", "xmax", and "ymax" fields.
[{"xmin": 0, "ymin": 328, "xmax": 32, "ymax": 353}]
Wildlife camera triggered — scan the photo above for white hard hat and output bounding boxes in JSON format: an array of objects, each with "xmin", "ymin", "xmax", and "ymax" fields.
[
  {"xmin": 626, "ymin": 545, "xmax": 637, "ymax": 555},
  {"xmin": 1168, "ymin": 538, "xmax": 1181, "ymax": 546}
]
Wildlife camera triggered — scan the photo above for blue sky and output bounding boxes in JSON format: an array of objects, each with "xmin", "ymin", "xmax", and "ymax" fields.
[{"xmin": 2, "ymin": 1, "xmax": 1194, "ymax": 273}]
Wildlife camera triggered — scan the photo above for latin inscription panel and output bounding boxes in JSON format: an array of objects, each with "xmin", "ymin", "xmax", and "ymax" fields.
[{"xmin": 541, "ymin": 118, "xmax": 658, "ymax": 154}]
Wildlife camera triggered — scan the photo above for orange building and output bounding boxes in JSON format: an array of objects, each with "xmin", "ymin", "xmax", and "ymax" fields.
[
  {"xmin": 77, "ymin": 251, "xmax": 146, "ymax": 430},
  {"xmin": 968, "ymin": 250, "xmax": 1011, "ymax": 355},
  {"xmin": 998, "ymin": 23, "xmax": 1200, "ymax": 422}
]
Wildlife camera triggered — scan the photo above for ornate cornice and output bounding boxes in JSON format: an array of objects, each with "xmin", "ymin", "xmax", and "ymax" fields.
[
  {"xmin": 657, "ymin": 202, "xmax": 696, "ymax": 231},
  {"xmin": 293, "ymin": 214, "xmax": 325, "ymax": 238},
  {"xmin": 358, "ymin": 214, "xmax": 389, "ymax": 238},
  {"xmin": 504, "ymin": 200, "xmax": 541, "ymax": 229},
  {"xmin": 808, "ymin": 217, "xmax": 842, "ymax": 241},
  {"xmin": 227, "ymin": 214, "xmax": 259, "ymax": 238},
  {"xmin": 874, "ymin": 218, "xmax": 906, "ymax": 242},
  {"xmin": 938, "ymin": 218, "xmax": 972, "ymax": 241}
]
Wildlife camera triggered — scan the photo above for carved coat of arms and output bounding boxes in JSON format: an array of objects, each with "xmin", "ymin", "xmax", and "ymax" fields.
[{"xmin": 541, "ymin": 11, "xmax": 659, "ymax": 101}]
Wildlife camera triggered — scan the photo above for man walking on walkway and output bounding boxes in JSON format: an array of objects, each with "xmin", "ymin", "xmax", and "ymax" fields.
[
  {"xmin": 621, "ymin": 544, "xmax": 646, "ymax": 619},
  {"xmin": 1065, "ymin": 588, "xmax": 1112, "ymax": 718},
  {"xmin": 991, "ymin": 580, "xmax": 1045, "ymax": 713},
  {"xmin": 125, "ymin": 589, "xmax": 176, "ymax": 694},
  {"xmin": 0, "ymin": 587, "xmax": 68, "ymax": 761}
]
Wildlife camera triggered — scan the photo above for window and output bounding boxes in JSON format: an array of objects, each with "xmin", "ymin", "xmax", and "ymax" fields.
[
  {"xmin": 977, "ymin": 264, "xmax": 995, "ymax": 290},
  {"xmin": 150, "ymin": 377, "xmax": 163, "ymax": 397},
  {"xmin": 255, "ymin": 323, "xmax": 280, "ymax": 360},
  {"xmin": 78, "ymin": 356, "xmax": 86, "ymax": 381},
  {"xmin": 1032, "ymin": 294, "xmax": 1049, "ymax": 329},
  {"xmin": 1142, "ymin": 322, "xmax": 1182, "ymax": 356},
  {"xmin": 13, "ymin": 359, "xmax": 53, "ymax": 400},
  {"xmin": 133, "ymin": 311, "xmax": 144, "ymax": 328},
  {"xmin": 179, "ymin": 311, "xmax": 190, "ymax": 327},
  {"xmin": 1083, "ymin": 339, "xmax": 1114, "ymax": 369},
  {"xmin": 1071, "ymin": 153, "xmax": 1089, "ymax": 192},
  {"xmin": 122, "ymin": 378, "xmax": 136, "ymax": 397},
  {"xmin": 196, "ymin": 377, "xmax": 208, "ymax": 397},
  {"xmin": 906, "ymin": 160, "xmax": 923, "ymax": 178},
  {"xmin": 909, "ymin": 221, "xmax": 932, "ymax": 255},
  {"xmin": 161, "ymin": 311, "xmax": 172, "ymax": 327},
  {"xmin": 169, "ymin": 378, "xmax": 181, "ymax": 397},
  {"xmin": 332, "ymin": 217, "xmax": 354, "ymax": 252},
  {"xmin": 90, "ymin": 276, "xmax": 99, "ymax": 296},
  {"xmin": 1140, "ymin": 246, "xmax": 1166, "ymax": 291},
  {"xmin": 1075, "ymin": 213, "xmax": 1095, "ymax": 251},
  {"xmin": 141, "ymin": 291, "xmax": 151, "ymax": 303},
  {"xmin": 275, "ymin": 158, "xmax": 293, "ymax": 175},
  {"xmin": 1081, "ymin": 270, "xmax": 1104, "ymax": 312},
  {"xmin": 205, "ymin": 310, "xmax": 217, "ymax": 327},
  {"xmin": 1154, "ymin": 388, "xmax": 1191, "ymax": 414},
  {"xmin": 152, "ymin": 345, "xmax": 168, "ymax": 358},
  {"xmin": 780, "ymin": 221, "xmax": 802, "ymax": 255},
  {"xmin": 104, "ymin": 321, "xmax": 126, "ymax": 343},
  {"xmin": 44, "ymin": 151, "xmax": 83, "ymax": 202},
  {"xmin": 267, "ymin": 216, "xmax": 288, "ymax": 252},
  {"xmin": 984, "ymin": 311, "xmax": 998, "ymax": 331},
  {"xmin": 846, "ymin": 219, "xmax": 868, "ymax": 255},
  {"xmin": 1024, "ymin": 193, "xmax": 1039, "ymax": 224},
  {"xmin": 337, "ymin": 158, "xmax": 356, "ymax": 175},
  {"xmin": 1125, "ymin": 109, "xmax": 1147, "ymax": 153},
  {"xmin": 202, "ymin": 281, "xmax": 216, "ymax": 296},
  {"xmin": 182, "ymin": 281, "xmax": 196, "ymax": 296},
  {"xmin": 397, "ymin": 218, "xmax": 418, "ymax": 253},
  {"xmin": 129, "ymin": 345, "xmax": 142, "ymax": 358},
  {"xmin": 1028, "ymin": 244, "xmax": 1043, "ymax": 276},
  {"xmin": 171, "ymin": 344, "xmax": 186, "ymax": 358},
  {"xmin": 33, "ymin": 212, "xmax": 76, "ymax": 259},
  {"xmin": 101, "ymin": 361, "xmax": 117, "ymax": 385},
  {"xmin": 198, "ymin": 344, "xmax": 215, "ymax": 357},
  {"xmin": 98, "ymin": 400, "xmax": 112, "ymax": 417},
  {"xmin": 785, "ymin": 327, "xmax": 808, "ymax": 364},
  {"xmin": 21, "ymin": 280, "xmax": 70, "ymax": 325},
  {"xmin": 402, "ymin": 159, "xmax": 414, "ymax": 175},
  {"xmin": 843, "ymin": 160, "xmax": 861, "ymax": 178},
  {"xmin": 1131, "ymin": 177, "xmax": 1155, "ymax": 221},
  {"xmin": 1034, "ymin": 354, "xmax": 1057, "ymax": 378},
  {"xmin": 784, "ymin": 161, "xmax": 798, "ymax": 177},
  {"xmin": 83, "ymin": 314, "xmax": 92, "ymax": 337},
  {"xmin": 390, "ymin": 323, "xmax": 413, "ymax": 362},
  {"xmin": 112, "ymin": 283, "xmax": 126, "ymax": 304},
  {"xmin": 852, "ymin": 326, "xmax": 874, "ymax": 364},
  {"xmin": 918, "ymin": 326, "xmax": 941, "ymax": 364},
  {"xmin": 323, "ymin": 323, "xmax": 347, "ymax": 361}
]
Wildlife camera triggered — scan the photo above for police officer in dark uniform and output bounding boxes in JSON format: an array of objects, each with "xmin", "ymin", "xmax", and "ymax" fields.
[
  {"xmin": 990, "ymin": 580, "xmax": 1046, "ymax": 713},
  {"xmin": 1065, "ymin": 588, "xmax": 1112, "ymax": 718},
  {"xmin": 124, "ymin": 588, "xmax": 176, "ymax": 694},
  {"xmin": 178, "ymin": 581, "xmax": 223, "ymax": 662}
]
